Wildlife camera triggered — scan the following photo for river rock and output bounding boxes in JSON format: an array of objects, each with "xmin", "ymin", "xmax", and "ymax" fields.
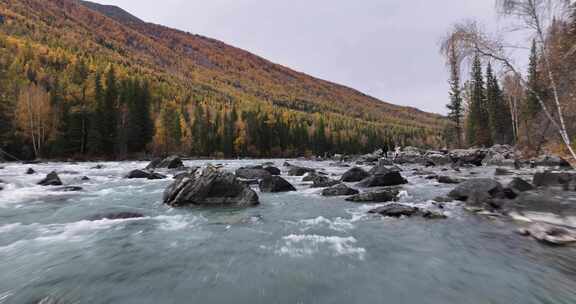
[
  {"xmin": 310, "ymin": 175, "xmax": 340, "ymax": 188},
  {"xmin": 518, "ymin": 223, "xmax": 576, "ymax": 246},
  {"xmin": 437, "ymin": 175, "xmax": 464, "ymax": 184},
  {"xmin": 91, "ymin": 164, "xmax": 105, "ymax": 169},
  {"xmin": 425, "ymin": 151, "xmax": 452, "ymax": 166},
  {"xmin": 236, "ymin": 166, "xmax": 272, "ymax": 179},
  {"xmin": 288, "ymin": 166, "xmax": 315, "ymax": 176},
  {"xmin": 449, "ymin": 149, "xmax": 487, "ymax": 166},
  {"xmin": 346, "ymin": 189, "xmax": 399, "ymax": 203},
  {"xmin": 533, "ymin": 155, "xmax": 572, "ymax": 168},
  {"xmin": 321, "ymin": 183, "xmax": 359, "ymax": 196},
  {"xmin": 146, "ymin": 155, "xmax": 184, "ymax": 170},
  {"xmin": 448, "ymin": 178, "xmax": 505, "ymax": 201},
  {"xmin": 263, "ymin": 166, "xmax": 281, "ymax": 176},
  {"xmin": 259, "ymin": 176, "xmax": 296, "ymax": 193},
  {"xmin": 125, "ymin": 170, "xmax": 167, "ymax": 180},
  {"xmin": 38, "ymin": 172, "xmax": 63, "ymax": 186},
  {"xmin": 26, "ymin": 168, "xmax": 36, "ymax": 175},
  {"xmin": 368, "ymin": 203, "xmax": 420, "ymax": 217},
  {"xmin": 341, "ymin": 167, "xmax": 370, "ymax": 182},
  {"xmin": 533, "ymin": 171, "xmax": 576, "ymax": 188},
  {"xmin": 163, "ymin": 168, "xmax": 259, "ymax": 207},
  {"xmin": 508, "ymin": 177, "xmax": 534, "ymax": 193},
  {"xmin": 357, "ymin": 170, "xmax": 407, "ymax": 188},
  {"xmin": 495, "ymin": 168, "xmax": 513, "ymax": 176}
]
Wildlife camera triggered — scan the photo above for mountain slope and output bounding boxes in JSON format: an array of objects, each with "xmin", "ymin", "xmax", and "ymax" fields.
[
  {"xmin": 0, "ymin": 0, "xmax": 446, "ymax": 159},
  {"xmin": 86, "ymin": 0, "xmax": 442, "ymax": 127}
]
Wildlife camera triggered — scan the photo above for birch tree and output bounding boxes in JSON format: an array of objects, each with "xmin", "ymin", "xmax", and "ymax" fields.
[{"xmin": 15, "ymin": 84, "xmax": 53, "ymax": 158}]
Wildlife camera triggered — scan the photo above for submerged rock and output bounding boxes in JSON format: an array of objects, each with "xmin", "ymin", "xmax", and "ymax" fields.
[
  {"xmin": 80, "ymin": 176, "xmax": 90, "ymax": 181},
  {"xmin": 236, "ymin": 166, "xmax": 272, "ymax": 179},
  {"xmin": 518, "ymin": 223, "xmax": 576, "ymax": 246},
  {"xmin": 259, "ymin": 176, "xmax": 296, "ymax": 193},
  {"xmin": 26, "ymin": 168, "xmax": 36, "ymax": 175},
  {"xmin": 163, "ymin": 168, "xmax": 259, "ymax": 207},
  {"xmin": 125, "ymin": 170, "xmax": 167, "ymax": 180},
  {"xmin": 87, "ymin": 212, "xmax": 145, "ymax": 221},
  {"xmin": 38, "ymin": 172, "xmax": 63, "ymax": 186},
  {"xmin": 91, "ymin": 164, "xmax": 105, "ymax": 169},
  {"xmin": 146, "ymin": 155, "xmax": 184, "ymax": 170},
  {"xmin": 321, "ymin": 183, "xmax": 359, "ymax": 197},
  {"xmin": 346, "ymin": 189, "xmax": 399, "ymax": 203},
  {"xmin": 341, "ymin": 167, "xmax": 370, "ymax": 182},
  {"xmin": 54, "ymin": 186, "xmax": 83, "ymax": 192}
]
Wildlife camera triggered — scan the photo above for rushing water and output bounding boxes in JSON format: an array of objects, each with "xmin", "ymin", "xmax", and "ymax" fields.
[{"xmin": 1, "ymin": 159, "xmax": 576, "ymax": 304}]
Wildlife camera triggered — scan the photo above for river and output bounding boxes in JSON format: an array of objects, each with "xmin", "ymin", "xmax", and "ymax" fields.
[{"xmin": 1, "ymin": 160, "xmax": 576, "ymax": 303}]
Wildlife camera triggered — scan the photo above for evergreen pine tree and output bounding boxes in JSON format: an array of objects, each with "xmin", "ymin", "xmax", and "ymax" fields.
[
  {"xmin": 102, "ymin": 66, "xmax": 119, "ymax": 156},
  {"xmin": 446, "ymin": 45, "xmax": 463, "ymax": 147},
  {"xmin": 88, "ymin": 71, "xmax": 104, "ymax": 155},
  {"xmin": 485, "ymin": 63, "xmax": 513, "ymax": 144},
  {"xmin": 466, "ymin": 54, "xmax": 492, "ymax": 147},
  {"xmin": 524, "ymin": 40, "xmax": 541, "ymax": 118}
]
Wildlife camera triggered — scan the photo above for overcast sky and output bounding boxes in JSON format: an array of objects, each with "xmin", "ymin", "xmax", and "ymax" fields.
[{"xmin": 90, "ymin": 0, "xmax": 509, "ymax": 114}]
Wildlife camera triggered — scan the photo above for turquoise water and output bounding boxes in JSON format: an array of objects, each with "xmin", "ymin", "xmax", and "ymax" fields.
[{"xmin": 1, "ymin": 160, "xmax": 576, "ymax": 304}]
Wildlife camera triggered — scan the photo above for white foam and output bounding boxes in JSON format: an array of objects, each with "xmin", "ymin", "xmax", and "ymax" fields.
[
  {"xmin": 277, "ymin": 234, "xmax": 366, "ymax": 260},
  {"xmin": 298, "ymin": 216, "xmax": 354, "ymax": 232}
]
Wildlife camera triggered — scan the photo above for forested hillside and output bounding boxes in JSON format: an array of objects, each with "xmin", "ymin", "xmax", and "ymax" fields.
[{"xmin": 0, "ymin": 0, "xmax": 445, "ymax": 160}]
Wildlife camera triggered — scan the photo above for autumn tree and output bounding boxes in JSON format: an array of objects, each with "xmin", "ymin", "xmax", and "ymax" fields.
[{"xmin": 15, "ymin": 84, "xmax": 54, "ymax": 158}]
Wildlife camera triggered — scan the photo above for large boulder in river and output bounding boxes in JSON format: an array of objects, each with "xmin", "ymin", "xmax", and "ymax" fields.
[
  {"xmin": 37, "ymin": 172, "xmax": 63, "ymax": 186},
  {"xmin": 259, "ymin": 176, "xmax": 296, "ymax": 193},
  {"xmin": 163, "ymin": 169, "xmax": 259, "ymax": 207},
  {"xmin": 448, "ymin": 178, "xmax": 505, "ymax": 201},
  {"xmin": 322, "ymin": 183, "xmax": 359, "ymax": 197},
  {"xmin": 341, "ymin": 167, "xmax": 370, "ymax": 182},
  {"xmin": 533, "ymin": 171, "xmax": 576, "ymax": 188},
  {"xmin": 345, "ymin": 189, "xmax": 399, "ymax": 203},
  {"xmin": 146, "ymin": 155, "xmax": 184, "ymax": 170},
  {"xmin": 235, "ymin": 166, "xmax": 272, "ymax": 179},
  {"xmin": 356, "ymin": 169, "xmax": 407, "ymax": 188},
  {"xmin": 125, "ymin": 169, "xmax": 167, "ymax": 180}
]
